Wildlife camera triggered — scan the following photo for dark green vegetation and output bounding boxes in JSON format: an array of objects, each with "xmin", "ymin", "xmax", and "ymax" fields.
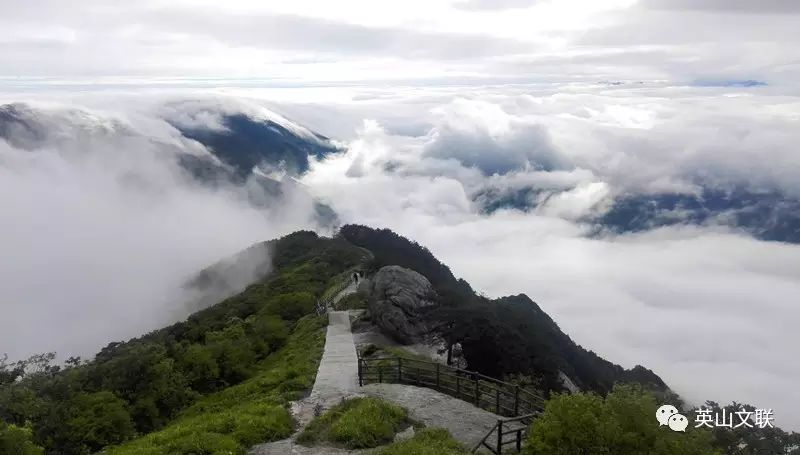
[
  {"xmin": 524, "ymin": 385, "xmax": 800, "ymax": 455},
  {"xmin": 106, "ymin": 315, "xmax": 326, "ymax": 455},
  {"xmin": 340, "ymin": 225, "xmax": 800, "ymax": 454},
  {"xmin": 0, "ymin": 231, "xmax": 366, "ymax": 455},
  {"xmin": 0, "ymin": 421, "xmax": 44, "ymax": 455},
  {"xmin": 339, "ymin": 224, "xmax": 665, "ymax": 395},
  {"xmin": 297, "ymin": 397, "xmax": 409, "ymax": 449},
  {"xmin": 525, "ymin": 385, "xmax": 719, "ymax": 455},
  {"xmin": 4, "ymin": 225, "xmax": 799, "ymax": 454},
  {"xmin": 335, "ymin": 291, "xmax": 367, "ymax": 310},
  {"xmin": 375, "ymin": 428, "xmax": 470, "ymax": 455},
  {"xmin": 359, "ymin": 344, "xmax": 434, "ymax": 364}
]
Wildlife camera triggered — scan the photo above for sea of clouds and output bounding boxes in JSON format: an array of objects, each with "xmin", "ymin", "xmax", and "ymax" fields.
[
  {"xmin": 1, "ymin": 83, "xmax": 799, "ymax": 429},
  {"xmin": 295, "ymin": 83, "xmax": 800, "ymax": 429}
]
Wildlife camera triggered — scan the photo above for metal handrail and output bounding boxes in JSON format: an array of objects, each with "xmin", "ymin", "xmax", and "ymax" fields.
[
  {"xmin": 358, "ymin": 355, "xmax": 545, "ymax": 419},
  {"xmin": 471, "ymin": 413, "xmax": 538, "ymax": 454}
]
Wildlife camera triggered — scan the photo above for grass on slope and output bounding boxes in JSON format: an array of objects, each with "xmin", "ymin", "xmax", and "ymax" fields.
[
  {"xmin": 106, "ymin": 315, "xmax": 327, "ymax": 455},
  {"xmin": 375, "ymin": 428, "xmax": 470, "ymax": 455},
  {"xmin": 359, "ymin": 344, "xmax": 435, "ymax": 363},
  {"xmin": 320, "ymin": 267, "xmax": 360, "ymax": 302},
  {"xmin": 335, "ymin": 291, "xmax": 367, "ymax": 310},
  {"xmin": 359, "ymin": 344, "xmax": 439, "ymax": 376},
  {"xmin": 296, "ymin": 397, "xmax": 409, "ymax": 449}
]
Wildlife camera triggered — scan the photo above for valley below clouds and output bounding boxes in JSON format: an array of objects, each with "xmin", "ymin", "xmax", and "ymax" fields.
[{"xmin": 1, "ymin": 82, "xmax": 800, "ymax": 429}]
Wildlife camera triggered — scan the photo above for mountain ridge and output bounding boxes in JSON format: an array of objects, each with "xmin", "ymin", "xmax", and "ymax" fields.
[
  {"xmin": 5, "ymin": 227, "xmax": 799, "ymax": 454},
  {"xmin": 337, "ymin": 224, "xmax": 667, "ymax": 395}
]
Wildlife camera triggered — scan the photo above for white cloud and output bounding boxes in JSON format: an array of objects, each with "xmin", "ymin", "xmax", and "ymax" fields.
[
  {"xmin": 423, "ymin": 99, "xmax": 569, "ymax": 175},
  {"xmin": 296, "ymin": 85, "xmax": 800, "ymax": 430},
  {"xmin": 0, "ymin": 101, "xmax": 321, "ymax": 361},
  {"xmin": 538, "ymin": 181, "xmax": 610, "ymax": 219},
  {"xmin": 0, "ymin": 0, "xmax": 797, "ymax": 84}
]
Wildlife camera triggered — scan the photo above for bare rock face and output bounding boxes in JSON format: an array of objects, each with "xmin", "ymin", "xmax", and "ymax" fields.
[{"xmin": 367, "ymin": 266, "xmax": 437, "ymax": 344}]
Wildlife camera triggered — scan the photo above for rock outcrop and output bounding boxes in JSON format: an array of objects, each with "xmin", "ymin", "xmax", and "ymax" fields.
[{"xmin": 366, "ymin": 266, "xmax": 437, "ymax": 344}]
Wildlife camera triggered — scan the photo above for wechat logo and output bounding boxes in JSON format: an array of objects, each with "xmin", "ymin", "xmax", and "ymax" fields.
[{"xmin": 657, "ymin": 404, "xmax": 688, "ymax": 432}]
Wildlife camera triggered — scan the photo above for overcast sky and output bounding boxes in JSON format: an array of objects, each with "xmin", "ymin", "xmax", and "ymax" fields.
[
  {"xmin": 2, "ymin": 0, "xmax": 800, "ymax": 433},
  {"xmin": 1, "ymin": 0, "xmax": 799, "ymax": 86}
]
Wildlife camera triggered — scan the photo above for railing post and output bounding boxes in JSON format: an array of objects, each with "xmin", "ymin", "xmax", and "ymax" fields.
[
  {"xmin": 496, "ymin": 387, "xmax": 501, "ymax": 414},
  {"xmin": 514, "ymin": 385, "xmax": 520, "ymax": 416},
  {"xmin": 436, "ymin": 363, "xmax": 441, "ymax": 389},
  {"xmin": 496, "ymin": 419, "xmax": 503, "ymax": 454},
  {"xmin": 398, "ymin": 357, "xmax": 402, "ymax": 383},
  {"xmin": 474, "ymin": 374, "xmax": 480, "ymax": 407},
  {"xmin": 358, "ymin": 359, "xmax": 363, "ymax": 386},
  {"xmin": 516, "ymin": 429, "xmax": 522, "ymax": 452}
]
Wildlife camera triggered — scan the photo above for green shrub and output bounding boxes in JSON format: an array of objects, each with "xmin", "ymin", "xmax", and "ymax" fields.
[
  {"xmin": 67, "ymin": 391, "xmax": 136, "ymax": 450},
  {"xmin": 336, "ymin": 292, "xmax": 367, "ymax": 310},
  {"xmin": 177, "ymin": 344, "xmax": 220, "ymax": 393},
  {"xmin": 375, "ymin": 428, "xmax": 470, "ymax": 455},
  {"xmin": 248, "ymin": 314, "xmax": 289, "ymax": 351},
  {"xmin": 330, "ymin": 399, "xmax": 407, "ymax": 448},
  {"xmin": 205, "ymin": 324, "xmax": 258, "ymax": 385},
  {"xmin": 265, "ymin": 292, "xmax": 316, "ymax": 321},
  {"xmin": 297, "ymin": 397, "xmax": 408, "ymax": 449},
  {"xmin": 0, "ymin": 421, "xmax": 44, "ymax": 455},
  {"xmin": 524, "ymin": 384, "xmax": 719, "ymax": 455},
  {"xmin": 106, "ymin": 315, "xmax": 326, "ymax": 455}
]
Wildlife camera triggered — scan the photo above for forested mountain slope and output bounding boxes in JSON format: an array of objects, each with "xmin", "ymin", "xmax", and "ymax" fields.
[
  {"xmin": 0, "ymin": 231, "xmax": 367, "ymax": 454},
  {"xmin": 3, "ymin": 226, "xmax": 799, "ymax": 454}
]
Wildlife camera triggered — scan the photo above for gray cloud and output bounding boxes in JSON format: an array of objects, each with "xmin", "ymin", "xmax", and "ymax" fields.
[
  {"xmin": 454, "ymin": 0, "xmax": 540, "ymax": 11},
  {"xmin": 137, "ymin": 10, "xmax": 532, "ymax": 60},
  {"xmin": 0, "ymin": 0, "xmax": 797, "ymax": 86},
  {"xmin": 578, "ymin": 11, "xmax": 799, "ymax": 50},
  {"xmin": 643, "ymin": 0, "xmax": 800, "ymax": 14},
  {"xmin": 0, "ymin": 2, "xmax": 532, "ymax": 78},
  {"xmin": 422, "ymin": 99, "xmax": 570, "ymax": 175}
]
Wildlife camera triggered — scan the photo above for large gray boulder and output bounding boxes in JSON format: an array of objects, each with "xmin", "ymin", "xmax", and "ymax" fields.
[{"xmin": 366, "ymin": 266, "xmax": 438, "ymax": 344}]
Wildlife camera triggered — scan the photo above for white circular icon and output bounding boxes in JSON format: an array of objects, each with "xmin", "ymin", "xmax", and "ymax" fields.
[
  {"xmin": 656, "ymin": 404, "xmax": 679, "ymax": 426},
  {"xmin": 668, "ymin": 413, "xmax": 689, "ymax": 432}
]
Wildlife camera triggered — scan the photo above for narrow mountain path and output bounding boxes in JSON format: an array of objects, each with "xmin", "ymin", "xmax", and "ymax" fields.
[
  {"xmin": 251, "ymin": 278, "xmax": 505, "ymax": 453},
  {"xmin": 250, "ymin": 307, "xmax": 359, "ymax": 454},
  {"xmin": 250, "ymin": 439, "xmax": 364, "ymax": 455},
  {"xmin": 328, "ymin": 279, "xmax": 358, "ymax": 310},
  {"xmin": 300, "ymin": 311, "xmax": 360, "ymax": 422}
]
